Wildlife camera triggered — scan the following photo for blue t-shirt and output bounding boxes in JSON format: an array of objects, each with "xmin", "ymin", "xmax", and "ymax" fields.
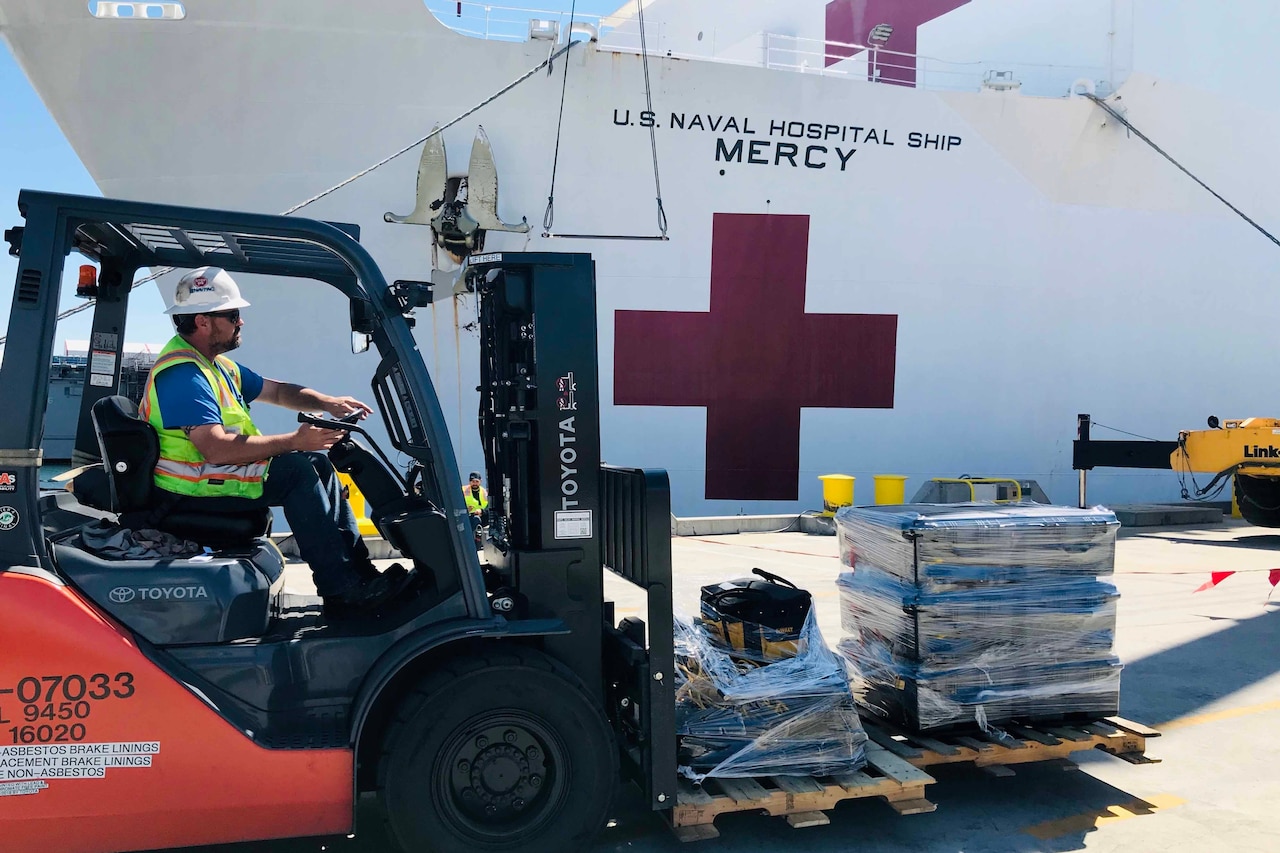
[{"xmin": 152, "ymin": 360, "xmax": 264, "ymax": 430}]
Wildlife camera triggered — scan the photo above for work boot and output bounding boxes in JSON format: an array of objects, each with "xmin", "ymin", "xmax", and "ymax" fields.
[
  {"xmin": 355, "ymin": 559, "xmax": 409, "ymax": 583},
  {"xmin": 323, "ymin": 569, "xmax": 414, "ymax": 620}
]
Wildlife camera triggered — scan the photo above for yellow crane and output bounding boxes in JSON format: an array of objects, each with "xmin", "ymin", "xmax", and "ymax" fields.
[
  {"xmin": 1074, "ymin": 414, "xmax": 1280, "ymax": 527},
  {"xmin": 1172, "ymin": 417, "xmax": 1280, "ymax": 526}
]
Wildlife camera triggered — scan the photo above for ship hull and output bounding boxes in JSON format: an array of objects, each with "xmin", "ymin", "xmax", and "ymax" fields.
[{"xmin": 4, "ymin": 0, "xmax": 1279, "ymax": 513}]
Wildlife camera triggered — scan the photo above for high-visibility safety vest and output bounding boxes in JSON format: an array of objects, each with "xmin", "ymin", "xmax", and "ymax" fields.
[
  {"xmin": 464, "ymin": 485, "xmax": 488, "ymax": 514},
  {"xmin": 138, "ymin": 335, "xmax": 269, "ymax": 499}
]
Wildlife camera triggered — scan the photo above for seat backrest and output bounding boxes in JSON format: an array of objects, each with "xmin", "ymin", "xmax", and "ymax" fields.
[{"xmin": 90, "ymin": 395, "xmax": 159, "ymax": 514}]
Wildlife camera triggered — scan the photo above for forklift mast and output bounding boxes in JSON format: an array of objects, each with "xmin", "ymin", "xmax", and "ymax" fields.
[
  {"xmin": 469, "ymin": 254, "xmax": 605, "ymax": 696},
  {"xmin": 467, "ymin": 254, "xmax": 677, "ymax": 808}
]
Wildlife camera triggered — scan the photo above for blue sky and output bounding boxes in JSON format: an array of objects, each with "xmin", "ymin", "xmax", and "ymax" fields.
[
  {"xmin": 0, "ymin": 46, "xmax": 124, "ymax": 352},
  {"xmin": 0, "ymin": 0, "xmax": 621, "ymax": 354}
]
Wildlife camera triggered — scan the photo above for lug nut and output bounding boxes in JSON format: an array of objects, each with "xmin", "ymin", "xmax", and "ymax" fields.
[
  {"xmin": 476, "ymin": 736, "xmax": 489, "ymax": 748},
  {"xmin": 462, "ymin": 788, "xmax": 475, "ymax": 799},
  {"xmin": 513, "ymin": 797, "xmax": 525, "ymax": 809},
  {"xmin": 504, "ymin": 730, "xmax": 518, "ymax": 744},
  {"xmin": 526, "ymin": 746, "xmax": 540, "ymax": 759},
  {"xmin": 530, "ymin": 775, "xmax": 542, "ymax": 788},
  {"xmin": 458, "ymin": 760, "xmax": 470, "ymax": 773}
]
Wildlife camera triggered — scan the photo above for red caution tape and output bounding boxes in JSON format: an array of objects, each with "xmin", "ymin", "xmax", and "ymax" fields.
[
  {"xmin": 1194, "ymin": 569, "xmax": 1280, "ymax": 592},
  {"xmin": 1194, "ymin": 571, "xmax": 1236, "ymax": 593}
]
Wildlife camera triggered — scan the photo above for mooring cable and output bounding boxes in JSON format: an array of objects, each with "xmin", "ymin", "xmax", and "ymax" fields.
[{"xmin": 1084, "ymin": 92, "xmax": 1280, "ymax": 249}]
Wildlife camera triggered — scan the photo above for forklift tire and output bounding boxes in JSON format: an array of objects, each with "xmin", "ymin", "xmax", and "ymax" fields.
[
  {"xmin": 1233, "ymin": 474, "xmax": 1280, "ymax": 527},
  {"xmin": 376, "ymin": 646, "xmax": 617, "ymax": 853}
]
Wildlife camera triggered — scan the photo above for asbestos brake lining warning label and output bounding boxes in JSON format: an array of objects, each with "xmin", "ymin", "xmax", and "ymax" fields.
[{"xmin": 0, "ymin": 742, "xmax": 159, "ymax": 781}]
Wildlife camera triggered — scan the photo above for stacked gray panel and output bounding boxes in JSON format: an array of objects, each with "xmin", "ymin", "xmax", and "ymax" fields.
[{"xmin": 835, "ymin": 503, "xmax": 1122, "ymax": 731}]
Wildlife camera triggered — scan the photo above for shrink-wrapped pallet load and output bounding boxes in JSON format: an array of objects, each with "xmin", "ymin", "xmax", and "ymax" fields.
[
  {"xmin": 674, "ymin": 571, "xmax": 868, "ymax": 781},
  {"xmin": 835, "ymin": 504, "xmax": 1122, "ymax": 732}
]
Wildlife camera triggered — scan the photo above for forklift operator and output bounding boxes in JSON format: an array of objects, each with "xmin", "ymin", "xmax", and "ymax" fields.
[{"xmin": 140, "ymin": 266, "xmax": 411, "ymax": 619}]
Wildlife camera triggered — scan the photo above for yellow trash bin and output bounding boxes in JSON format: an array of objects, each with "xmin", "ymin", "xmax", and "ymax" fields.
[
  {"xmin": 819, "ymin": 474, "xmax": 855, "ymax": 516},
  {"xmin": 873, "ymin": 475, "xmax": 908, "ymax": 505},
  {"xmin": 337, "ymin": 473, "xmax": 379, "ymax": 537}
]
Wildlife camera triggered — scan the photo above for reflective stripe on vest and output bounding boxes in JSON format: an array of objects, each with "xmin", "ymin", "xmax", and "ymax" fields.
[{"xmin": 140, "ymin": 335, "xmax": 268, "ymax": 499}]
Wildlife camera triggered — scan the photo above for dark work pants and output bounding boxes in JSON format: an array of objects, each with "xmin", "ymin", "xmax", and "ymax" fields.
[{"xmin": 175, "ymin": 451, "xmax": 368, "ymax": 597}]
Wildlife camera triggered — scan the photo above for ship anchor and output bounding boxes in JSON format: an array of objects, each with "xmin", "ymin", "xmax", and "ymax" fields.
[{"xmin": 384, "ymin": 125, "xmax": 529, "ymax": 264}]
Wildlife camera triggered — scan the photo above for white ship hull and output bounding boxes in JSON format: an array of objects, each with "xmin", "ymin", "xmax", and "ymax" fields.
[{"xmin": 4, "ymin": 0, "xmax": 1279, "ymax": 514}]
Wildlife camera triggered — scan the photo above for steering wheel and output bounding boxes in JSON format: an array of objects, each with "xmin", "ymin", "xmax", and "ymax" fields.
[
  {"xmin": 297, "ymin": 411, "xmax": 362, "ymax": 431},
  {"xmin": 298, "ymin": 411, "xmax": 411, "ymax": 494}
]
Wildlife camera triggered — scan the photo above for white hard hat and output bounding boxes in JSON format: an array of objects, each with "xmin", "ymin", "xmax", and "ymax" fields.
[{"xmin": 165, "ymin": 266, "xmax": 252, "ymax": 315}]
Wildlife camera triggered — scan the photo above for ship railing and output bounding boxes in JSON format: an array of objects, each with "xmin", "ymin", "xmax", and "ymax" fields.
[
  {"xmin": 425, "ymin": 0, "xmax": 609, "ymax": 43},
  {"xmin": 425, "ymin": 2, "xmax": 1120, "ymax": 97},
  {"xmin": 759, "ymin": 33, "xmax": 1119, "ymax": 96}
]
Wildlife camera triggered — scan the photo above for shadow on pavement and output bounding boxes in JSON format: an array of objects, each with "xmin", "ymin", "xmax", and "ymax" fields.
[
  {"xmin": 1118, "ymin": 606, "xmax": 1279, "ymax": 725},
  {"xmin": 1139, "ymin": 533, "xmax": 1280, "ymax": 550},
  {"xmin": 146, "ymin": 762, "xmax": 1159, "ymax": 853},
  {"xmin": 581, "ymin": 762, "xmax": 1164, "ymax": 852}
]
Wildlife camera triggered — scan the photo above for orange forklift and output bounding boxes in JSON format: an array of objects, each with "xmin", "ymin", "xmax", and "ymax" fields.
[{"xmin": 0, "ymin": 191, "xmax": 675, "ymax": 852}]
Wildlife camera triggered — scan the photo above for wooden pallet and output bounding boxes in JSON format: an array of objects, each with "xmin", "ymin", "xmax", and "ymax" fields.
[
  {"xmin": 669, "ymin": 716, "xmax": 1158, "ymax": 841},
  {"xmin": 860, "ymin": 715, "xmax": 1160, "ymax": 773},
  {"xmin": 670, "ymin": 744, "xmax": 937, "ymax": 842}
]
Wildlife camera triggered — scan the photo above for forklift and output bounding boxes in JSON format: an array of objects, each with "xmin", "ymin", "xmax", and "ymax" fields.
[{"xmin": 0, "ymin": 191, "xmax": 676, "ymax": 853}]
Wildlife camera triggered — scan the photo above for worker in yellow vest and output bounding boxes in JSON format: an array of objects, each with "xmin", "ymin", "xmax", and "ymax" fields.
[
  {"xmin": 140, "ymin": 267, "xmax": 411, "ymax": 618},
  {"xmin": 464, "ymin": 471, "xmax": 489, "ymax": 543}
]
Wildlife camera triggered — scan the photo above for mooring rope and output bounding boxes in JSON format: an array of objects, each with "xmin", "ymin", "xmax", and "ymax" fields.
[{"xmin": 1084, "ymin": 92, "xmax": 1280, "ymax": 249}]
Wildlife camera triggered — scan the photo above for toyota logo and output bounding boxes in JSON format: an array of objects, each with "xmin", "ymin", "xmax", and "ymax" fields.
[{"xmin": 109, "ymin": 586, "xmax": 136, "ymax": 604}]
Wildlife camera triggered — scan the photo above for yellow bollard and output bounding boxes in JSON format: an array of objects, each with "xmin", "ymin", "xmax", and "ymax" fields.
[
  {"xmin": 819, "ymin": 474, "xmax": 855, "ymax": 516},
  {"xmin": 873, "ymin": 474, "xmax": 908, "ymax": 505},
  {"xmin": 337, "ymin": 473, "xmax": 379, "ymax": 537}
]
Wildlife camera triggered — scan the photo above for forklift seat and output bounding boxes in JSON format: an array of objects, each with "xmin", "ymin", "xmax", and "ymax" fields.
[{"xmin": 90, "ymin": 395, "xmax": 271, "ymax": 546}]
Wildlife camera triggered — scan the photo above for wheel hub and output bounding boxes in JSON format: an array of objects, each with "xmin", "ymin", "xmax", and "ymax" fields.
[{"xmin": 449, "ymin": 723, "xmax": 551, "ymax": 822}]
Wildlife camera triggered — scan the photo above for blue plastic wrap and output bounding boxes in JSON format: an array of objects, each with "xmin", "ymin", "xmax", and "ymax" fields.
[
  {"xmin": 674, "ymin": 609, "xmax": 868, "ymax": 780},
  {"xmin": 839, "ymin": 566, "xmax": 1119, "ymax": 664},
  {"xmin": 835, "ymin": 503, "xmax": 1122, "ymax": 731},
  {"xmin": 838, "ymin": 503, "xmax": 1119, "ymax": 587},
  {"xmin": 838, "ymin": 637, "xmax": 1123, "ymax": 731}
]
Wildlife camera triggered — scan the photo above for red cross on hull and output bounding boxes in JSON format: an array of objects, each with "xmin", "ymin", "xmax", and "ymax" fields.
[{"xmin": 614, "ymin": 213, "xmax": 897, "ymax": 502}]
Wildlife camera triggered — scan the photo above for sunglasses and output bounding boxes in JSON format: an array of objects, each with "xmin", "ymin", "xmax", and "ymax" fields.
[{"xmin": 205, "ymin": 309, "xmax": 241, "ymax": 323}]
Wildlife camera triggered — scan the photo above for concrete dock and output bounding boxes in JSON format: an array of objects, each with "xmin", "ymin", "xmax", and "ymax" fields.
[{"xmin": 190, "ymin": 518, "xmax": 1279, "ymax": 853}]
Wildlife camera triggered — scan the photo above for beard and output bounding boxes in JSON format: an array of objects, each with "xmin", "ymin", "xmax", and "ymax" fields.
[{"xmin": 213, "ymin": 330, "xmax": 242, "ymax": 355}]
